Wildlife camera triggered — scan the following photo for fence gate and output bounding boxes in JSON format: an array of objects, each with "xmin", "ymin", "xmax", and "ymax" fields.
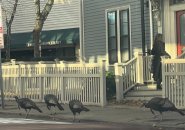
[{"xmin": 162, "ymin": 59, "xmax": 185, "ymax": 109}]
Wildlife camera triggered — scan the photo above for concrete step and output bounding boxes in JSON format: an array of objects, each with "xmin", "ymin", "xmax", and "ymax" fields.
[
  {"xmin": 126, "ymin": 90, "xmax": 162, "ymax": 96},
  {"xmin": 133, "ymin": 83, "xmax": 157, "ymax": 91},
  {"xmin": 125, "ymin": 90, "xmax": 162, "ymax": 101},
  {"xmin": 134, "ymin": 84, "xmax": 157, "ymax": 91},
  {"xmin": 125, "ymin": 96, "xmax": 161, "ymax": 101}
]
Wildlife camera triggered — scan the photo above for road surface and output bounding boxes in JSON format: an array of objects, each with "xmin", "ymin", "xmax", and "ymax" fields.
[{"xmin": 0, "ymin": 117, "xmax": 183, "ymax": 130}]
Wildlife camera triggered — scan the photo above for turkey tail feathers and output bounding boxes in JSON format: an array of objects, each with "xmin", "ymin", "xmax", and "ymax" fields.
[
  {"xmin": 35, "ymin": 106, "xmax": 42, "ymax": 113},
  {"xmin": 83, "ymin": 106, "xmax": 90, "ymax": 112},
  {"xmin": 176, "ymin": 109, "xmax": 185, "ymax": 116},
  {"xmin": 57, "ymin": 103, "xmax": 64, "ymax": 111}
]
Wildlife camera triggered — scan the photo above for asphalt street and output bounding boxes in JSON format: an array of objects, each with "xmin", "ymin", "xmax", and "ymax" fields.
[
  {"xmin": 0, "ymin": 100, "xmax": 185, "ymax": 129},
  {"xmin": 0, "ymin": 117, "xmax": 183, "ymax": 130}
]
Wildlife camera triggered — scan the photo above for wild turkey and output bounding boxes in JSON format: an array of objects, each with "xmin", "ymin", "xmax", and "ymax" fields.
[
  {"xmin": 14, "ymin": 96, "xmax": 42, "ymax": 118},
  {"xmin": 141, "ymin": 97, "xmax": 185, "ymax": 120},
  {"xmin": 44, "ymin": 94, "xmax": 64, "ymax": 115},
  {"xmin": 69, "ymin": 99, "xmax": 90, "ymax": 122}
]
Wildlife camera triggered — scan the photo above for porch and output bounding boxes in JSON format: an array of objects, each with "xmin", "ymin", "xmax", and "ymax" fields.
[{"xmin": 114, "ymin": 52, "xmax": 185, "ymax": 108}]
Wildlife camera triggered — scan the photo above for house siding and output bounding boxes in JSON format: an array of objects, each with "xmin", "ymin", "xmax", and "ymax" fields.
[
  {"xmin": 83, "ymin": 0, "xmax": 152, "ymax": 63},
  {"xmin": 2, "ymin": 0, "xmax": 80, "ymax": 33}
]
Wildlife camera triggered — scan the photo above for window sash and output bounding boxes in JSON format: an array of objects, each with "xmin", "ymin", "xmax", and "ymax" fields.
[
  {"xmin": 107, "ymin": 8, "xmax": 130, "ymax": 64},
  {"xmin": 120, "ymin": 9, "xmax": 130, "ymax": 63},
  {"xmin": 107, "ymin": 11, "xmax": 118, "ymax": 63}
]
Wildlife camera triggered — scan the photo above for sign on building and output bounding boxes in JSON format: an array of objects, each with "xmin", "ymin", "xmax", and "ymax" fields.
[{"xmin": 0, "ymin": 5, "xmax": 4, "ymax": 49}]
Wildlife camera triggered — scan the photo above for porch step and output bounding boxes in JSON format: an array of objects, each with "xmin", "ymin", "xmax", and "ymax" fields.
[
  {"xmin": 134, "ymin": 84, "xmax": 157, "ymax": 90},
  {"xmin": 125, "ymin": 90, "xmax": 162, "ymax": 101},
  {"xmin": 133, "ymin": 83, "xmax": 157, "ymax": 91}
]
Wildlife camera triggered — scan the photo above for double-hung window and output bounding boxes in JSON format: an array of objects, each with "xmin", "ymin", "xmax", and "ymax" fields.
[{"xmin": 107, "ymin": 7, "xmax": 131, "ymax": 64}]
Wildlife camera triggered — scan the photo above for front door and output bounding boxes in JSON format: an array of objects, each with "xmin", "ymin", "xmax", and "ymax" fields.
[{"xmin": 176, "ymin": 10, "xmax": 185, "ymax": 56}]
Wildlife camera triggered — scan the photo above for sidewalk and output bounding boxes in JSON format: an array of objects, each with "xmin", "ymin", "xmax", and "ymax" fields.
[{"xmin": 0, "ymin": 100, "xmax": 185, "ymax": 129}]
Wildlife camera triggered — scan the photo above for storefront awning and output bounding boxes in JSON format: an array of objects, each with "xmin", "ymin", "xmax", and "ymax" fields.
[{"xmin": 10, "ymin": 28, "xmax": 79, "ymax": 49}]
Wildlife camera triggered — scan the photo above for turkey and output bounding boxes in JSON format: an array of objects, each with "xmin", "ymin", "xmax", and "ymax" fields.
[
  {"xmin": 69, "ymin": 99, "xmax": 90, "ymax": 122},
  {"xmin": 14, "ymin": 96, "xmax": 42, "ymax": 118},
  {"xmin": 44, "ymin": 94, "xmax": 64, "ymax": 115},
  {"xmin": 141, "ymin": 97, "xmax": 185, "ymax": 121}
]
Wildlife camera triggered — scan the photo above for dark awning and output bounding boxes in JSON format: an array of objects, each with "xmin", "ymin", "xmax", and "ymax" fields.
[{"xmin": 10, "ymin": 28, "xmax": 79, "ymax": 49}]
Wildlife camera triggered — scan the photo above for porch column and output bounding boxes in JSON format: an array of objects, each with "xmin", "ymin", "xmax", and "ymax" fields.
[
  {"xmin": 114, "ymin": 63, "xmax": 123, "ymax": 101},
  {"xmin": 100, "ymin": 60, "xmax": 107, "ymax": 106},
  {"xmin": 149, "ymin": 0, "xmax": 153, "ymax": 49}
]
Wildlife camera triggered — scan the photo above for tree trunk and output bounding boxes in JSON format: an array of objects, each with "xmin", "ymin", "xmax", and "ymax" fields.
[
  {"xmin": 33, "ymin": 0, "xmax": 54, "ymax": 58},
  {"xmin": 4, "ymin": 0, "xmax": 18, "ymax": 60},
  {"xmin": 33, "ymin": 19, "xmax": 43, "ymax": 58},
  {"xmin": 33, "ymin": 29, "xmax": 41, "ymax": 58},
  {"xmin": 6, "ymin": 26, "xmax": 11, "ymax": 60}
]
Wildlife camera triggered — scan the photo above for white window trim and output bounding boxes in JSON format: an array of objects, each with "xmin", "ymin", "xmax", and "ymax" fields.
[{"xmin": 105, "ymin": 5, "xmax": 132, "ymax": 65}]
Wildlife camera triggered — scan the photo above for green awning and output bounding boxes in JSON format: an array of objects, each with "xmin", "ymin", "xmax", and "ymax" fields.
[{"xmin": 10, "ymin": 28, "xmax": 79, "ymax": 49}]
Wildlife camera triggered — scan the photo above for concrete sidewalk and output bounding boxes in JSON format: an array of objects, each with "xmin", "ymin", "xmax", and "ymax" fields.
[{"xmin": 0, "ymin": 100, "xmax": 185, "ymax": 129}]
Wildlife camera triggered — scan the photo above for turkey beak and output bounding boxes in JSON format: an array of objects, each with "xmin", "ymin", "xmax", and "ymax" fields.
[{"xmin": 140, "ymin": 103, "xmax": 145, "ymax": 108}]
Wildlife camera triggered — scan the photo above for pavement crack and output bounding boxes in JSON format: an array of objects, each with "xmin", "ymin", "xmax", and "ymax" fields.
[
  {"xmin": 175, "ymin": 122, "xmax": 185, "ymax": 126},
  {"xmin": 127, "ymin": 118, "xmax": 141, "ymax": 122}
]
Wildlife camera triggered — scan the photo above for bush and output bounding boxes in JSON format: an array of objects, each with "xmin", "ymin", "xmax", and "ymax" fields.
[{"xmin": 106, "ymin": 71, "xmax": 116, "ymax": 100}]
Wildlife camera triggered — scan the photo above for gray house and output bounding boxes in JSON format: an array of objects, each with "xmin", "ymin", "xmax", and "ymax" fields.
[{"xmin": 80, "ymin": 0, "xmax": 158, "ymax": 65}]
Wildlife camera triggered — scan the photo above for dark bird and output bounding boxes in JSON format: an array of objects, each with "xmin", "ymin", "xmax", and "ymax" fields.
[
  {"xmin": 14, "ymin": 96, "xmax": 42, "ymax": 118},
  {"xmin": 69, "ymin": 99, "xmax": 90, "ymax": 122},
  {"xmin": 44, "ymin": 94, "xmax": 64, "ymax": 115},
  {"xmin": 141, "ymin": 97, "xmax": 185, "ymax": 121}
]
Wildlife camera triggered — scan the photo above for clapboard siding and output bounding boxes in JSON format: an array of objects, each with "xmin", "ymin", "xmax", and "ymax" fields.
[
  {"xmin": 83, "ymin": 0, "xmax": 151, "ymax": 62},
  {"xmin": 2, "ymin": 0, "xmax": 80, "ymax": 33}
]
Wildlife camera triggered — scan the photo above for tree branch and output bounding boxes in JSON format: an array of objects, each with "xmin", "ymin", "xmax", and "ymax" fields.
[
  {"xmin": 41, "ymin": 0, "xmax": 54, "ymax": 21},
  {"xmin": 8, "ymin": 0, "xmax": 18, "ymax": 26}
]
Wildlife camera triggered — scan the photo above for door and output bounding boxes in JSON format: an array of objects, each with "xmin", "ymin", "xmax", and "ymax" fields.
[{"xmin": 176, "ymin": 10, "xmax": 185, "ymax": 56}]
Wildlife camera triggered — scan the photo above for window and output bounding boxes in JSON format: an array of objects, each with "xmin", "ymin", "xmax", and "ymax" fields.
[
  {"xmin": 170, "ymin": 0, "xmax": 185, "ymax": 4},
  {"xmin": 107, "ymin": 8, "xmax": 130, "ymax": 64}
]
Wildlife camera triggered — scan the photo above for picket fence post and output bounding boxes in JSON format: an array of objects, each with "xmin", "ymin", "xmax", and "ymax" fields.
[
  {"xmin": 100, "ymin": 60, "xmax": 107, "ymax": 106},
  {"xmin": 114, "ymin": 63, "xmax": 123, "ymax": 101}
]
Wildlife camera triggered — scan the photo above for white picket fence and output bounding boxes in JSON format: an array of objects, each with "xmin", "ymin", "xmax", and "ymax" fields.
[
  {"xmin": 2, "ymin": 61, "xmax": 106, "ymax": 106},
  {"xmin": 162, "ymin": 59, "xmax": 185, "ymax": 108}
]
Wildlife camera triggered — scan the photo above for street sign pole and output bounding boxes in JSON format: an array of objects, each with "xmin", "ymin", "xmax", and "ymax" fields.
[
  {"xmin": 0, "ymin": 1, "xmax": 5, "ymax": 109},
  {"xmin": 0, "ymin": 49, "xmax": 4, "ymax": 109}
]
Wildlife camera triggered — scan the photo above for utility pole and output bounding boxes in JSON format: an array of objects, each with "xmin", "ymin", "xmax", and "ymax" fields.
[{"xmin": 0, "ymin": 0, "xmax": 5, "ymax": 109}]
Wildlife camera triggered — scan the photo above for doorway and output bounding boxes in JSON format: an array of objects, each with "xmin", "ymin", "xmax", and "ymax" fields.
[{"xmin": 176, "ymin": 10, "xmax": 185, "ymax": 56}]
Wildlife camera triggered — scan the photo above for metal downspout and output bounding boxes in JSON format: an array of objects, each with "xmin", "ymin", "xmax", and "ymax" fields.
[
  {"xmin": 149, "ymin": 0, "xmax": 153, "ymax": 50},
  {"xmin": 80, "ymin": 0, "xmax": 84, "ymax": 63},
  {"xmin": 140, "ymin": 0, "xmax": 146, "ymax": 56}
]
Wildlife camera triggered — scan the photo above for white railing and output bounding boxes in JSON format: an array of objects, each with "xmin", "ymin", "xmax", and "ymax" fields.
[
  {"xmin": 114, "ymin": 57, "xmax": 138, "ymax": 100},
  {"xmin": 134, "ymin": 53, "xmax": 154, "ymax": 84},
  {"xmin": 142, "ymin": 55, "xmax": 154, "ymax": 82},
  {"xmin": 2, "ymin": 61, "xmax": 106, "ymax": 106},
  {"xmin": 162, "ymin": 59, "xmax": 185, "ymax": 108}
]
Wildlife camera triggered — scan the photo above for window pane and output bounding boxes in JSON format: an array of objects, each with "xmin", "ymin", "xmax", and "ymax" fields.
[
  {"xmin": 109, "ymin": 50, "xmax": 117, "ymax": 64},
  {"xmin": 121, "ymin": 23, "xmax": 128, "ymax": 35},
  {"xmin": 180, "ymin": 14, "xmax": 185, "ymax": 45},
  {"xmin": 120, "ymin": 9, "xmax": 130, "ymax": 63},
  {"xmin": 170, "ymin": 0, "xmax": 185, "ymax": 4},
  {"xmin": 108, "ymin": 11, "xmax": 117, "ymax": 64},
  {"xmin": 108, "ymin": 37, "xmax": 117, "ymax": 50},
  {"xmin": 108, "ymin": 12, "xmax": 116, "ymax": 37},
  {"xmin": 108, "ymin": 25, "xmax": 116, "ymax": 36}
]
